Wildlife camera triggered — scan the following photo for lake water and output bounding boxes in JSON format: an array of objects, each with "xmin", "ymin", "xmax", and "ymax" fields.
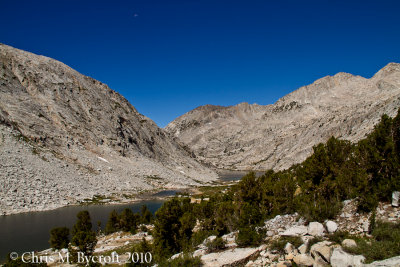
[
  {"xmin": 218, "ymin": 171, "xmax": 247, "ymax": 181},
  {"xmin": 0, "ymin": 172, "xmax": 260, "ymax": 263},
  {"xmin": 0, "ymin": 200, "xmax": 164, "ymax": 263}
]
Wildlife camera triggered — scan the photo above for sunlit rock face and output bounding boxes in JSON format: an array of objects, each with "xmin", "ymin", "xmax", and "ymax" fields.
[
  {"xmin": 0, "ymin": 43, "xmax": 217, "ymax": 215},
  {"xmin": 166, "ymin": 63, "xmax": 400, "ymax": 171}
]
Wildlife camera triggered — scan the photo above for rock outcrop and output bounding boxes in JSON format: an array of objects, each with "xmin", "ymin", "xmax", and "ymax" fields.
[
  {"xmin": 0, "ymin": 43, "xmax": 217, "ymax": 215},
  {"xmin": 166, "ymin": 63, "xmax": 400, "ymax": 170}
]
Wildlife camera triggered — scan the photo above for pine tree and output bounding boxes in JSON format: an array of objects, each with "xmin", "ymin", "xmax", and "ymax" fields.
[
  {"xmin": 140, "ymin": 205, "xmax": 153, "ymax": 224},
  {"xmin": 105, "ymin": 209, "xmax": 120, "ymax": 234},
  {"xmin": 49, "ymin": 227, "xmax": 69, "ymax": 249},
  {"xmin": 70, "ymin": 210, "xmax": 97, "ymax": 257}
]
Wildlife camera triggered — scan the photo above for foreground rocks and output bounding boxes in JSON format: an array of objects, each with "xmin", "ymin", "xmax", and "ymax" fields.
[
  {"xmin": 178, "ymin": 199, "xmax": 400, "ymax": 267},
  {"xmin": 202, "ymin": 246, "xmax": 263, "ymax": 267},
  {"xmin": 29, "ymin": 199, "xmax": 400, "ymax": 267},
  {"xmin": 331, "ymin": 247, "xmax": 365, "ymax": 267}
]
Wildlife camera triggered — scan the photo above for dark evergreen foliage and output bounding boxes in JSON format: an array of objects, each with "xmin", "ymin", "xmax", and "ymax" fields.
[
  {"xmin": 49, "ymin": 227, "xmax": 69, "ymax": 249},
  {"xmin": 70, "ymin": 210, "xmax": 97, "ymax": 264}
]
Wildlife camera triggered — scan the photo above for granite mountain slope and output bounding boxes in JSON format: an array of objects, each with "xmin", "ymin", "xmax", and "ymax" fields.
[
  {"xmin": 0, "ymin": 43, "xmax": 217, "ymax": 215},
  {"xmin": 166, "ymin": 63, "xmax": 400, "ymax": 170}
]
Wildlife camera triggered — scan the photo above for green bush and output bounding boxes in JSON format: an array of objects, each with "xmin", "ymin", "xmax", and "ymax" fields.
[
  {"xmin": 237, "ymin": 226, "xmax": 265, "ymax": 247},
  {"xmin": 327, "ymin": 231, "xmax": 351, "ymax": 244},
  {"xmin": 205, "ymin": 237, "xmax": 226, "ymax": 252}
]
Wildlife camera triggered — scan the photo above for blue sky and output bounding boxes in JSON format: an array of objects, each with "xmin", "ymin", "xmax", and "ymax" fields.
[{"xmin": 1, "ymin": 0, "xmax": 400, "ymax": 127}]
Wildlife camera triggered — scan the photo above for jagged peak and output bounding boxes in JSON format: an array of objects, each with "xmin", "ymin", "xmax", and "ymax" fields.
[
  {"xmin": 373, "ymin": 62, "xmax": 400, "ymax": 78},
  {"xmin": 192, "ymin": 104, "xmax": 225, "ymax": 112},
  {"xmin": 312, "ymin": 72, "xmax": 356, "ymax": 85},
  {"xmin": 276, "ymin": 70, "xmax": 367, "ymax": 106}
]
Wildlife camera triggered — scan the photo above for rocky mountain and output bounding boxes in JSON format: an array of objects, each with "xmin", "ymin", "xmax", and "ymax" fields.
[
  {"xmin": 166, "ymin": 63, "xmax": 400, "ymax": 170},
  {"xmin": 0, "ymin": 43, "xmax": 217, "ymax": 215}
]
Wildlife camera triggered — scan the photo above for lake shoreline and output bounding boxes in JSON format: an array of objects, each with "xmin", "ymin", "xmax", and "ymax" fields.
[{"xmin": 0, "ymin": 170, "xmax": 250, "ymax": 217}]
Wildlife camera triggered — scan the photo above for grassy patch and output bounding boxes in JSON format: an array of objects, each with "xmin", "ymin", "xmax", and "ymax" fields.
[
  {"xmin": 327, "ymin": 230, "xmax": 353, "ymax": 244},
  {"xmin": 344, "ymin": 221, "xmax": 400, "ymax": 263},
  {"xmin": 81, "ymin": 195, "xmax": 110, "ymax": 204},
  {"xmin": 195, "ymin": 185, "xmax": 230, "ymax": 198}
]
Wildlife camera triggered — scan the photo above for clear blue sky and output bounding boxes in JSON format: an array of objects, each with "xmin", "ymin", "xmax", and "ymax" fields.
[{"xmin": 1, "ymin": 0, "xmax": 399, "ymax": 127}]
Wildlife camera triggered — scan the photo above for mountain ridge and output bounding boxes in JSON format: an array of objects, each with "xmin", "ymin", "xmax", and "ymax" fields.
[
  {"xmin": 166, "ymin": 62, "xmax": 400, "ymax": 171},
  {"xmin": 0, "ymin": 43, "xmax": 217, "ymax": 215}
]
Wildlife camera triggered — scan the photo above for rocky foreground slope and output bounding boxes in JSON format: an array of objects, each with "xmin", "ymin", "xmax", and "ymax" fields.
[
  {"xmin": 0, "ymin": 43, "xmax": 217, "ymax": 215},
  {"xmin": 166, "ymin": 63, "xmax": 400, "ymax": 170},
  {"xmin": 37, "ymin": 199, "xmax": 400, "ymax": 267}
]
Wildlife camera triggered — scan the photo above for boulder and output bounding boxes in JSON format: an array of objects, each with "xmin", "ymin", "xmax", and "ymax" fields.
[
  {"xmin": 221, "ymin": 232, "xmax": 237, "ymax": 248},
  {"xmin": 275, "ymin": 261, "xmax": 291, "ymax": 267},
  {"xmin": 364, "ymin": 255, "xmax": 400, "ymax": 266},
  {"xmin": 201, "ymin": 247, "xmax": 259, "ymax": 267},
  {"xmin": 285, "ymin": 253, "xmax": 295, "ymax": 261},
  {"xmin": 267, "ymin": 251, "xmax": 280, "ymax": 262},
  {"xmin": 310, "ymin": 241, "xmax": 333, "ymax": 263},
  {"xmin": 193, "ymin": 248, "xmax": 207, "ymax": 257},
  {"xmin": 293, "ymin": 254, "xmax": 314, "ymax": 266},
  {"xmin": 281, "ymin": 225, "xmax": 308, "ymax": 236},
  {"xmin": 342, "ymin": 239, "xmax": 357, "ymax": 248},
  {"xmin": 392, "ymin": 191, "xmax": 400, "ymax": 207},
  {"xmin": 284, "ymin": 242, "xmax": 296, "ymax": 254},
  {"xmin": 308, "ymin": 222, "xmax": 325, "ymax": 236},
  {"xmin": 298, "ymin": 244, "xmax": 307, "ymax": 254},
  {"xmin": 325, "ymin": 220, "xmax": 338, "ymax": 233},
  {"xmin": 330, "ymin": 247, "xmax": 365, "ymax": 267}
]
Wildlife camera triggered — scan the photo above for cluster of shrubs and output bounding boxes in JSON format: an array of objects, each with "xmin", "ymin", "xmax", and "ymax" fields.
[{"xmin": 105, "ymin": 205, "xmax": 153, "ymax": 235}]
